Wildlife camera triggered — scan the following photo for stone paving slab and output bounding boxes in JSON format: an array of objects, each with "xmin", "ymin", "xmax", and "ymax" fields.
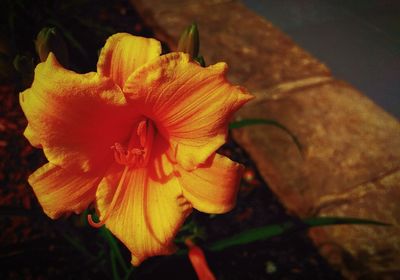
[
  {"xmin": 310, "ymin": 169, "xmax": 400, "ymax": 279},
  {"xmin": 132, "ymin": 0, "xmax": 330, "ymax": 92},
  {"xmin": 131, "ymin": 0, "xmax": 400, "ymax": 278},
  {"xmin": 237, "ymin": 80, "xmax": 400, "ymax": 216}
]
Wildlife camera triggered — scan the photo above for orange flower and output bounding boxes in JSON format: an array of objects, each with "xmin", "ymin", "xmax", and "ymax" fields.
[{"xmin": 20, "ymin": 33, "xmax": 252, "ymax": 265}]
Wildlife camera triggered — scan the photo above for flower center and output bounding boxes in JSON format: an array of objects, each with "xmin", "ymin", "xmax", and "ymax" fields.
[
  {"xmin": 87, "ymin": 117, "xmax": 155, "ymax": 228},
  {"xmin": 112, "ymin": 118, "xmax": 155, "ymax": 168}
]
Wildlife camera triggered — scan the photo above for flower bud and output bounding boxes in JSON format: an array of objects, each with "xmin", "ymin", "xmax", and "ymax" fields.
[
  {"xmin": 195, "ymin": 55, "xmax": 206, "ymax": 67},
  {"xmin": 35, "ymin": 27, "xmax": 69, "ymax": 67},
  {"xmin": 177, "ymin": 23, "xmax": 200, "ymax": 58},
  {"xmin": 185, "ymin": 239, "xmax": 216, "ymax": 280}
]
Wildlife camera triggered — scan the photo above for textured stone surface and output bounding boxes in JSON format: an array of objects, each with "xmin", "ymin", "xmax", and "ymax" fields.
[
  {"xmin": 235, "ymin": 80, "xmax": 400, "ymax": 217},
  {"xmin": 234, "ymin": 80, "xmax": 400, "ymax": 278},
  {"xmin": 310, "ymin": 169, "xmax": 400, "ymax": 279},
  {"xmin": 132, "ymin": 0, "xmax": 330, "ymax": 92},
  {"xmin": 131, "ymin": 0, "xmax": 400, "ymax": 278}
]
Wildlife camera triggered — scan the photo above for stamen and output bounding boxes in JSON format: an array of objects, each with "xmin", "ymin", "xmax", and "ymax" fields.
[
  {"xmin": 87, "ymin": 166, "xmax": 129, "ymax": 228},
  {"xmin": 111, "ymin": 118, "xmax": 155, "ymax": 168},
  {"xmin": 112, "ymin": 143, "xmax": 145, "ymax": 166},
  {"xmin": 141, "ymin": 120, "xmax": 154, "ymax": 166}
]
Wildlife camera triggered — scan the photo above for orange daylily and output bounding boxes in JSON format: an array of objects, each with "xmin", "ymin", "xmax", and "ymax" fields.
[{"xmin": 20, "ymin": 33, "xmax": 253, "ymax": 265}]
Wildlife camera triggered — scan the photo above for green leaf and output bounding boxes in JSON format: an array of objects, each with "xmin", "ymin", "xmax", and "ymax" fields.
[
  {"xmin": 122, "ymin": 268, "xmax": 135, "ymax": 280},
  {"xmin": 99, "ymin": 227, "xmax": 130, "ymax": 275},
  {"xmin": 303, "ymin": 217, "xmax": 390, "ymax": 227},
  {"xmin": 229, "ymin": 118, "xmax": 302, "ymax": 153},
  {"xmin": 84, "ymin": 211, "xmax": 131, "ymax": 275},
  {"xmin": 110, "ymin": 249, "xmax": 121, "ymax": 280},
  {"xmin": 208, "ymin": 217, "xmax": 389, "ymax": 251}
]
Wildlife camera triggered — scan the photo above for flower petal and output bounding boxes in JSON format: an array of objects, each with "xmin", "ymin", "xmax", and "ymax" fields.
[
  {"xmin": 177, "ymin": 153, "xmax": 243, "ymax": 214},
  {"xmin": 123, "ymin": 52, "xmax": 253, "ymax": 170},
  {"xmin": 20, "ymin": 53, "xmax": 134, "ymax": 172},
  {"xmin": 97, "ymin": 33, "xmax": 161, "ymax": 89},
  {"xmin": 28, "ymin": 163, "xmax": 101, "ymax": 219},
  {"xmin": 148, "ymin": 135, "xmax": 175, "ymax": 182},
  {"xmin": 186, "ymin": 241, "xmax": 216, "ymax": 280},
  {"xmin": 96, "ymin": 164, "xmax": 191, "ymax": 265}
]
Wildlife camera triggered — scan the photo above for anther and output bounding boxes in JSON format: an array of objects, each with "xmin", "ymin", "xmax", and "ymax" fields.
[{"xmin": 111, "ymin": 118, "xmax": 155, "ymax": 168}]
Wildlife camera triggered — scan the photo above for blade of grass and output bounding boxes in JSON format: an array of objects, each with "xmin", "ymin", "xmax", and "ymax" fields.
[
  {"xmin": 208, "ymin": 217, "xmax": 389, "ymax": 251},
  {"xmin": 122, "ymin": 267, "xmax": 135, "ymax": 280},
  {"xmin": 86, "ymin": 212, "xmax": 131, "ymax": 275},
  {"xmin": 110, "ymin": 249, "xmax": 121, "ymax": 280},
  {"xmin": 303, "ymin": 217, "xmax": 390, "ymax": 227},
  {"xmin": 229, "ymin": 118, "xmax": 302, "ymax": 153},
  {"xmin": 100, "ymin": 227, "xmax": 130, "ymax": 275}
]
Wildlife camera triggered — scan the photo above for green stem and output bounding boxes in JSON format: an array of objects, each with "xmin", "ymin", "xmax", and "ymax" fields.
[
  {"xmin": 100, "ymin": 227, "xmax": 130, "ymax": 274},
  {"xmin": 122, "ymin": 267, "xmax": 135, "ymax": 280},
  {"xmin": 110, "ymin": 249, "xmax": 121, "ymax": 280}
]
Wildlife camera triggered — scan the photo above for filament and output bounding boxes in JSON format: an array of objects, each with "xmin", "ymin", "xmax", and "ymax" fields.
[{"xmin": 87, "ymin": 166, "xmax": 129, "ymax": 228}]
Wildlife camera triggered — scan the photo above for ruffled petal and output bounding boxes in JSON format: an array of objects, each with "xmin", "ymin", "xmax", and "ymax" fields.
[
  {"xmin": 177, "ymin": 153, "xmax": 243, "ymax": 214},
  {"xmin": 96, "ymin": 163, "xmax": 191, "ymax": 265},
  {"xmin": 20, "ymin": 53, "xmax": 134, "ymax": 172},
  {"xmin": 97, "ymin": 33, "xmax": 161, "ymax": 89},
  {"xmin": 123, "ymin": 52, "xmax": 253, "ymax": 170},
  {"xmin": 28, "ymin": 163, "xmax": 101, "ymax": 219}
]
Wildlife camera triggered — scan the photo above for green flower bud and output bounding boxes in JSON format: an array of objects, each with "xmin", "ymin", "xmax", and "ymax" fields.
[
  {"xmin": 177, "ymin": 23, "xmax": 199, "ymax": 58},
  {"xmin": 35, "ymin": 27, "xmax": 69, "ymax": 67},
  {"xmin": 194, "ymin": 55, "xmax": 206, "ymax": 67}
]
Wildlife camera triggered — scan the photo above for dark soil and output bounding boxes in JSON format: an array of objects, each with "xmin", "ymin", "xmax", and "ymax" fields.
[{"xmin": 0, "ymin": 0, "xmax": 342, "ymax": 279}]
